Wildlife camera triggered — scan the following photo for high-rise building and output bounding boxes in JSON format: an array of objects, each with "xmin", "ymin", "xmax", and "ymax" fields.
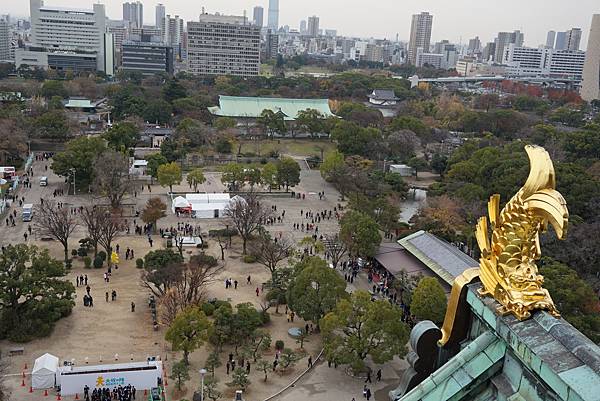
[
  {"xmin": 494, "ymin": 30, "xmax": 523, "ymax": 63},
  {"xmin": 300, "ymin": 20, "xmax": 307, "ymax": 35},
  {"xmin": 253, "ymin": 6, "xmax": 264, "ymax": 28},
  {"xmin": 555, "ymin": 31, "xmax": 567, "ymax": 50},
  {"xmin": 0, "ymin": 18, "xmax": 10, "ymax": 61},
  {"xmin": 408, "ymin": 12, "xmax": 433, "ymax": 65},
  {"xmin": 164, "ymin": 15, "xmax": 184, "ymax": 59},
  {"xmin": 581, "ymin": 14, "xmax": 600, "ymax": 101},
  {"xmin": 28, "ymin": 0, "xmax": 109, "ymax": 72},
  {"xmin": 156, "ymin": 4, "xmax": 166, "ymax": 33},
  {"xmin": 264, "ymin": 29, "xmax": 278, "ymax": 59},
  {"xmin": 307, "ymin": 16, "xmax": 320, "ymax": 38},
  {"xmin": 467, "ymin": 36, "xmax": 481, "ymax": 55},
  {"xmin": 268, "ymin": 0, "xmax": 279, "ymax": 30},
  {"xmin": 546, "ymin": 31, "xmax": 556, "ymax": 48},
  {"xmin": 187, "ymin": 14, "xmax": 260, "ymax": 77},
  {"xmin": 566, "ymin": 28, "xmax": 582, "ymax": 51},
  {"xmin": 123, "ymin": 1, "xmax": 143, "ymax": 29}
]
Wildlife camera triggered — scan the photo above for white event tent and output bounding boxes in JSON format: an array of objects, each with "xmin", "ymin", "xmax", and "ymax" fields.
[{"xmin": 32, "ymin": 353, "xmax": 59, "ymax": 389}]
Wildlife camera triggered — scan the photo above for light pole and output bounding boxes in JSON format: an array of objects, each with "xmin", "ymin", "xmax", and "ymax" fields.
[
  {"xmin": 70, "ymin": 168, "xmax": 76, "ymax": 195},
  {"xmin": 199, "ymin": 368, "xmax": 207, "ymax": 401}
]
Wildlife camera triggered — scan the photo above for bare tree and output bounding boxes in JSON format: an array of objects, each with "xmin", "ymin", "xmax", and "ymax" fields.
[
  {"xmin": 250, "ymin": 231, "xmax": 293, "ymax": 277},
  {"xmin": 323, "ymin": 234, "xmax": 348, "ymax": 269},
  {"xmin": 142, "ymin": 262, "xmax": 183, "ymax": 297},
  {"xmin": 35, "ymin": 201, "xmax": 78, "ymax": 263},
  {"xmin": 81, "ymin": 207, "xmax": 104, "ymax": 257},
  {"xmin": 160, "ymin": 254, "xmax": 223, "ymax": 324},
  {"xmin": 224, "ymin": 191, "xmax": 273, "ymax": 254},
  {"xmin": 97, "ymin": 213, "xmax": 126, "ymax": 265},
  {"xmin": 93, "ymin": 150, "xmax": 133, "ymax": 209}
]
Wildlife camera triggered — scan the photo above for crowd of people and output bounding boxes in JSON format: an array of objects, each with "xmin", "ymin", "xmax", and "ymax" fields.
[{"xmin": 83, "ymin": 384, "xmax": 137, "ymax": 401}]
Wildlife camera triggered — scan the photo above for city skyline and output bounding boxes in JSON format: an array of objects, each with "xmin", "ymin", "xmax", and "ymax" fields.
[{"xmin": 3, "ymin": 0, "xmax": 599, "ymax": 47}]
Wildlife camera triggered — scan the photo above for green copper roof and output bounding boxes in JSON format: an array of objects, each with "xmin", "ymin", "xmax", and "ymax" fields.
[
  {"xmin": 208, "ymin": 95, "xmax": 336, "ymax": 121},
  {"xmin": 64, "ymin": 98, "xmax": 94, "ymax": 108},
  {"xmin": 399, "ymin": 330, "xmax": 506, "ymax": 401}
]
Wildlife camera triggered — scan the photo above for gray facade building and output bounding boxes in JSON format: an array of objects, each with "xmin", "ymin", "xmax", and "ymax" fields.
[
  {"xmin": 187, "ymin": 14, "xmax": 260, "ymax": 77},
  {"xmin": 121, "ymin": 40, "xmax": 174, "ymax": 76},
  {"xmin": 253, "ymin": 6, "xmax": 264, "ymax": 28},
  {"xmin": 555, "ymin": 31, "xmax": 567, "ymax": 50},
  {"xmin": 307, "ymin": 16, "xmax": 320, "ymax": 38},
  {"xmin": 566, "ymin": 28, "xmax": 582, "ymax": 51},
  {"xmin": 546, "ymin": 30, "xmax": 556, "ymax": 48},
  {"xmin": 123, "ymin": 1, "xmax": 143, "ymax": 29},
  {"xmin": 156, "ymin": 4, "xmax": 166, "ymax": 34},
  {"xmin": 264, "ymin": 29, "xmax": 279, "ymax": 60},
  {"xmin": 494, "ymin": 30, "xmax": 523, "ymax": 63},
  {"xmin": 0, "ymin": 19, "xmax": 10, "ymax": 61},
  {"xmin": 408, "ymin": 12, "xmax": 433, "ymax": 65}
]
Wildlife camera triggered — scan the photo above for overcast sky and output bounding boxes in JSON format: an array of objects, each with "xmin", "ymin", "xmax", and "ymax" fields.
[{"xmin": 4, "ymin": 0, "xmax": 599, "ymax": 48}]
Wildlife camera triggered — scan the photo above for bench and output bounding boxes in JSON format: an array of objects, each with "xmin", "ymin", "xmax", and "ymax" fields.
[{"xmin": 9, "ymin": 347, "xmax": 24, "ymax": 356}]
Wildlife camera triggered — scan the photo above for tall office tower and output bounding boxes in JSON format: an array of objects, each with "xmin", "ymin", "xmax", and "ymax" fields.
[
  {"xmin": 29, "ymin": 0, "xmax": 107, "ymax": 71},
  {"xmin": 300, "ymin": 20, "xmax": 307, "ymax": 35},
  {"xmin": 546, "ymin": 31, "xmax": 556, "ymax": 48},
  {"xmin": 187, "ymin": 14, "xmax": 261, "ymax": 77},
  {"xmin": 164, "ymin": 15, "xmax": 184, "ymax": 58},
  {"xmin": 264, "ymin": 29, "xmax": 279, "ymax": 59},
  {"xmin": 566, "ymin": 28, "xmax": 582, "ymax": 51},
  {"xmin": 581, "ymin": 15, "xmax": 600, "ymax": 101},
  {"xmin": 123, "ymin": 2, "xmax": 143, "ymax": 29},
  {"xmin": 482, "ymin": 42, "xmax": 496, "ymax": 61},
  {"xmin": 307, "ymin": 16, "xmax": 320, "ymax": 38},
  {"xmin": 555, "ymin": 31, "xmax": 567, "ymax": 50},
  {"xmin": 0, "ymin": 18, "xmax": 9, "ymax": 61},
  {"xmin": 467, "ymin": 36, "xmax": 481, "ymax": 55},
  {"xmin": 494, "ymin": 30, "xmax": 523, "ymax": 63},
  {"xmin": 253, "ymin": 6, "xmax": 264, "ymax": 27},
  {"xmin": 268, "ymin": 0, "xmax": 279, "ymax": 30},
  {"xmin": 156, "ymin": 4, "xmax": 166, "ymax": 33},
  {"xmin": 407, "ymin": 12, "xmax": 433, "ymax": 65}
]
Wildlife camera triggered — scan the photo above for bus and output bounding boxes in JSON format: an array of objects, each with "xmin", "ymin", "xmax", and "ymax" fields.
[{"xmin": 0, "ymin": 166, "xmax": 16, "ymax": 181}]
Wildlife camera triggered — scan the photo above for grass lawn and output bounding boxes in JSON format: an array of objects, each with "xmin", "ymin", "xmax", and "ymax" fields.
[{"xmin": 239, "ymin": 139, "xmax": 336, "ymax": 158}]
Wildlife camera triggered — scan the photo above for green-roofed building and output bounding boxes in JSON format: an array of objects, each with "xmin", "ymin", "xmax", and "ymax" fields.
[{"xmin": 208, "ymin": 95, "xmax": 336, "ymax": 121}]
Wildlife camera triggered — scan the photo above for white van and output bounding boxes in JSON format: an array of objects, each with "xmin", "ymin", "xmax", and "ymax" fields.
[{"xmin": 40, "ymin": 176, "xmax": 48, "ymax": 186}]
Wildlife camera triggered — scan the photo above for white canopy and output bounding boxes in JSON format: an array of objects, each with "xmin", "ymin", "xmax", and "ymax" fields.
[
  {"xmin": 173, "ymin": 196, "xmax": 191, "ymax": 208},
  {"xmin": 32, "ymin": 353, "xmax": 59, "ymax": 389}
]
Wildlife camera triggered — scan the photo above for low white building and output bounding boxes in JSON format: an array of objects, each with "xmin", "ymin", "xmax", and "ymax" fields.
[{"xmin": 172, "ymin": 193, "xmax": 239, "ymax": 219}]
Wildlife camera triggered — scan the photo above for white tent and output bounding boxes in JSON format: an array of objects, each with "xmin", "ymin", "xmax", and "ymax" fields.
[
  {"xmin": 173, "ymin": 196, "xmax": 191, "ymax": 208},
  {"xmin": 32, "ymin": 353, "xmax": 59, "ymax": 389}
]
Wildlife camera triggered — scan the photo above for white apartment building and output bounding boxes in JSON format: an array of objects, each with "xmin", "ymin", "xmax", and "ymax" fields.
[
  {"xmin": 164, "ymin": 15, "xmax": 184, "ymax": 58},
  {"xmin": 187, "ymin": 14, "xmax": 260, "ymax": 77},
  {"xmin": 502, "ymin": 44, "xmax": 585, "ymax": 80},
  {"xmin": 28, "ymin": 0, "xmax": 108, "ymax": 72}
]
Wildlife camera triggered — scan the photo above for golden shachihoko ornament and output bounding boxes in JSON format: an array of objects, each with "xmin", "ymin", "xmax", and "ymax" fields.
[{"xmin": 475, "ymin": 145, "xmax": 568, "ymax": 320}]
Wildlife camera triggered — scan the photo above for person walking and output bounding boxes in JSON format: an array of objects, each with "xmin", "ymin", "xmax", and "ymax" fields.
[
  {"xmin": 131, "ymin": 302, "xmax": 135, "ymax": 312},
  {"xmin": 308, "ymin": 356, "xmax": 313, "ymax": 368},
  {"xmin": 376, "ymin": 369, "xmax": 382, "ymax": 382},
  {"xmin": 256, "ymin": 287, "xmax": 260, "ymax": 297},
  {"xmin": 365, "ymin": 371, "xmax": 372, "ymax": 383},
  {"xmin": 366, "ymin": 388, "xmax": 371, "ymax": 401}
]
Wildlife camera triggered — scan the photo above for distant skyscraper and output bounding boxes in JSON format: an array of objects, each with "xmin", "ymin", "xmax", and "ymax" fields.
[
  {"xmin": 408, "ymin": 12, "xmax": 433, "ymax": 65},
  {"xmin": 0, "ymin": 18, "xmax": 10, "ymax": 61},
  {"xmin": 307, "ymin": 16, "xmax": 320, "ymax": 38},
  {"xmin": 268, "ymin": 0, "xmax": 279, "ymax": 30},
  {"xmin": 581, "ymin": 15, "xmax": 600, "ymax": 101},
  {"xmin": 164, "ymin": 15, "xmax": 184, "ymax": 58},
  {"xmin": 123, "ymin": 1, "xmax": 143, "ymax": 29},
  {"xmin": 253, "ymin": 6, "xmax": 264, "ymax": 27},
  {"xmin": 546, "ymin": 31, "xmax": 556, "ymax": 48},
  {"xmin": 494, "ymin": 30, "xmax": 523, "ymax": 63},
  {"xmin": 566, "ymin": 28, "xmax": 582, "ymax": 51},
  {"xmin": 300, "ymin": 20, "xmax": 307, "ymax": 35},
  {"xmin": 156, "ymin": 4, "xmax": 166, "ymax": 31},
  {"xmin": 467, "ymin": 36, "xmax": 481, "ymax": 55},
  {"xmin": 555, "ymin": 31, "xmax": 567, "ymax": 50}
]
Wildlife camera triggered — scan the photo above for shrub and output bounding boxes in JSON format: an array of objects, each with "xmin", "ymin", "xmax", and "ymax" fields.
[
  {"xmin": 83, "ymin": 256, "xmax": 92, "ymax": 269},
  {"xmin": 275, "ymin": 340, "xmax": 284, "ymax": 351},
  {"xmin": 243, "ymin": 255, "xmax": 257, "ymax": 263},
  {"xmin": 71, "ymin": 249, "xmax": 78, "ymax": 257},
  {"xmin": 77, "ymin": 248, "xmax": 88, "ymax": 257},
  {"xmin": 201, "ymin": 302, "xmax": 216, "ymax": 316},
  {"xmin": 136, "ymin": 258, "xmax": 144, "ymax": 269},
  {"xmin": 93, "ymin": 255, "xmax": 104, "ymax": 269},
  {"xmin": 65, "ymin": 259, "xmax": 73, "ymax": 269},
  {"xmin": 260, "ymin": 310, "xmax": 270, "ymax": 325},
  {"xmin": 98, "ymin": 251, "xmax": 107, "ymax": 261},
  {"xmin": 212, "ymin": 300, "xmax": 232, "ymax": 310}
]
